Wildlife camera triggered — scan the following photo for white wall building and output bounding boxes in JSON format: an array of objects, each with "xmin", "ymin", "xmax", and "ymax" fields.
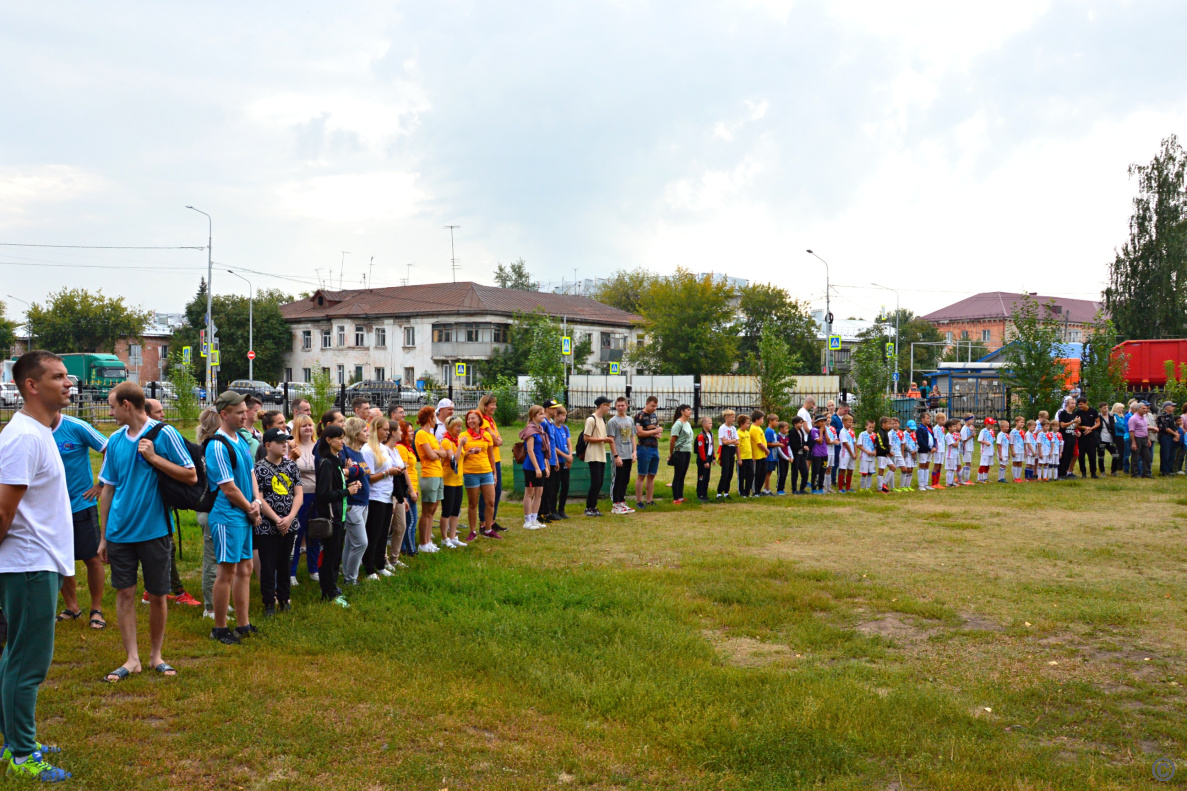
[{"xmin": 280, "ymin": 282, "xmax": 642, "ymax": 386}]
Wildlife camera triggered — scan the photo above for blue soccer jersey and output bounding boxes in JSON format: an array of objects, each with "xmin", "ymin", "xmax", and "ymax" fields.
[
  {"xmin": 53, "ymin": 415, "xmax": 108, "ymax": 513},
  {"xmin": 99, "ymin": 419, "xmax": 194, "ymax": 543},
  {"xmin": 206, "ymin": 429, "xmax": 256, "ymax": 530}
]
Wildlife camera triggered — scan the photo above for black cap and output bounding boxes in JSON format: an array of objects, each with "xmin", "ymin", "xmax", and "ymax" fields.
[
  {"xmin": 542, "ymin": 398, "xmax": 560, "ymax": 408},
  {"xmin": 594, "ymin": 396, "xmax": 611, "ymax": 407},
  {"xmin": 261, "ymin": 428, "xmax": 292, "ymax": 445}
]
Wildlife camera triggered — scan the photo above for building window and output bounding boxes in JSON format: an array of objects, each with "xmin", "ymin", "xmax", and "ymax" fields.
[
  {"xmin": 337, "ymin": 326, "xmax": 345, "ymax": 346},
  {"xmin": 403, "ymin": 326, "xmax": 415, "ymax": 347},
  {"xmin": 432, "ymin": 324, "xmax": 453, "ymax": 343},
  {"xmin": 321, "ymin": 329, "xmax": 331, "ymax": 349},
  {"xmin": 354, "ymin": 365, "xmax": 364, "ymax": 383},
  {"xmin": 1069, "ymin": 329, "xmax": 1081, "ymax": 342},
  {"xmin": 945, "ymin": 331, "xmax": 953, "ymax": 343},
  {"xmin": 375, "ymin": 327, "xmax": 386, "ymax": 348},
  {"xmin": 463, "ymin": 323, "xmax": 480, "ymax": 343},
  {"xmin": 302, "ymin": 330, "xmax": 312, "ymax": 350},
  {"xmin": 284, "ymin": 368, "xmax": 292, "ymax": 382},
  {"xmin": 404, "ymin": 367, "xmax": 415, "ymax": 386},
  {"xmin": 303, "ymin": 368, "xmax": 311, "ymax": 382},
  {"xmin": 322, "ymin": 367, "xmax": 330, "ymax": 379},
  {"xmin": 492, "ymin": 324, "xmax": 508, "ymax": 343},
  {"xmin": 336, "ymin": 364, "xmax": 344, "ymax": 384},
  {"xmin": 159, "ymin": 344, "xmax": 168, "ymax": 361},
  {"xmin": 960, "ymin": 330, "xmax": 969, "ymax": 340},
  {"xmin": 355, "ymin": 325, "xmax": 365, "ymax": 346},
  {"xmin": 375, "ymin": 367, "xmax": 385, "ymax": 381},
  {"xmin": 981, "ymin": 329, "xmax": 991, "ymax": 342}
]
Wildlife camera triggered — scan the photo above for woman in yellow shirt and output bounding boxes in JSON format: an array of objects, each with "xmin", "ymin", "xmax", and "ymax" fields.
[
  {"xmin": 414, "ymin": 406, "xmax": 449, "ymax": 552},
  {"xmin": 736, "ymin": 414, "xmax": 754, "ymax": 496},
  {"xmin": 395, "ymin": 420, "xmax": 419, "ymax": 560},
  {"xmin": 439, "ymin": 417, "xmax": 465, "ymax": 549},
  {"xmin": 459, "ymin": 409, "xmax": 498, "ymax": 541},
  {"xmin": 478, "ymin": 394, "xmax": 505, "ymax": 531}
]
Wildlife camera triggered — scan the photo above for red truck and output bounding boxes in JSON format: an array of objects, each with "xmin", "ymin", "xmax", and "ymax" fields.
[{"xmin": 1111, "ymin": 339, "xmax": 1187, "ymax": 388}]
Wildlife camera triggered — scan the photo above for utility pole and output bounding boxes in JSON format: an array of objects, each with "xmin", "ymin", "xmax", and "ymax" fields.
[
  {"xmin": 339, "ymin": 251, "xmax": 350, "ymax": 290},
  {"xmin": 368, "ymin": 256, "xmax": 374, "ymax": 289},
  {"xmin": 402, "ymin": 262, "xmax": 416, "ymax": 287},
  {"xmin": 806, "ymin": 250, "xmax": 833, "ymax": 375},
  {"xmin": 186, "ymin": 206, "xmax": 213, "ymax": 402},
  {"xmin": 226, "ymin": 270, "xmax": 253, "ymax": 379},
  {"xmin": 444, "ymin": 225, "xmax": 461, "ymax": 282}
]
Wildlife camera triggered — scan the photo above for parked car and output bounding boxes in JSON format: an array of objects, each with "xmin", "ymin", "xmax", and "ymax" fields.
[
  {"xmin": 141, "ymin": 381, "xmax": 178, "ymax": 402},
  {"xmin": 227, "ymin": 379, "xmax": 283, "ymax": 404},
  {"xmin": 0, "ymin": 382, "xmax": 22, "ymax": 408},
  {"xmin": 345, "ymin": 380, "xmax": 426, "ymax": 408}
]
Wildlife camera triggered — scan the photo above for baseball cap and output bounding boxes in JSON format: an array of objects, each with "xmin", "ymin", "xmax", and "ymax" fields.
[
  {"xmin": 262, "ymin": 428, "xmax": 292, "ymax": 445},
  {"xmin": 542, "ymin": 398, "xmax": 560, "ymax": 408},
  {"xmin": 213, "ymin": 390, "xmax": 246, "ymax": 412},
  {"xmin": 436, "ymin": 398, "xmax": 454, "ymax": 411},
  {"xmin": 906, "ymin": 420, "xmax": 917, "ymax": 429},
  {"xmin": 594, "ymin": 396, "xmax": 611, "ymax": 407},
  {"xmin": 1164, "ymin": 400, "xmax": 1177, "ymax": 409},
  {"xmin": 984, "ymin": 417, "xmax": 996, "ymax": 425}
]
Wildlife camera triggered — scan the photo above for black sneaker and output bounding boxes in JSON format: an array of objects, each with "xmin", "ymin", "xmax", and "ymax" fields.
[
  {"xmin": 584, "ymin": 508, "xmax": 596, "ymax": 516},
  {"xmin": 556, "ymin": 513, "xmax": 569, "ymax": 520},
  {"xmin": 234, "ymin": 624, "xmax": 260, "ymax": 638},
  {"xmin": 263, "ymin": 606, "xmax": 276, "ymax": 618},
  {"xmin": 492, "ymin": 522, "xmax": 507, "ymax": 532},
  {"xmin": 210, "ymin": 627, "xmax": 240, "ymax": 645},
  {"xmin": 279, "ymin": 601, "xmax": 292, "ymax": 612},
  {"xmin": 592, "ymin": 508, "xmax": 605, "ymax": 517}
]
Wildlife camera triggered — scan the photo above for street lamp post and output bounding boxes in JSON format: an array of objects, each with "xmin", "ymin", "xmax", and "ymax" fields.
[
  {"xmin": 6, "ymin": 294, "xmax": 31, "ymax": 349},
  {"xmin": 226, "ymin": 270, "xmax": 253, "ymax": 380},
  {"xmin": 186, "ymin": 206, "xmax": 213, "ymax": 401},
  {"xmin": 805, "ymin": 250, "xmax": 832, "ymax": 374},
  {"xmin": 872, "ymin": 282, "xmax": 901, "ymax": 394}
]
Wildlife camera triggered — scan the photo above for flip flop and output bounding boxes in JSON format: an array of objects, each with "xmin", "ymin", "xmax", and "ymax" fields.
[
  {"xmin": 153, "ymin": 663, "xmax": 177, "ymax": 677},
  {"xmin": 56, "ymin": 609, "xmax": 82, "ymax": 622},
  {"xmin": 104, "ymin": 667, "xmax": 133, "ymax": 683},
  {"xmin": 89, "ymin": 610, "xmax": 106, "ymax": 630}
]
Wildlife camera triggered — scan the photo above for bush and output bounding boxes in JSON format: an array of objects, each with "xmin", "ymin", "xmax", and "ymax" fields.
[{"xmin": 491, "ymin": 376, "xmax": 521, "ymax": 425}]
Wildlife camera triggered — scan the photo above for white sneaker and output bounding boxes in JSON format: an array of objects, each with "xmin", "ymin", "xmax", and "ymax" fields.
[
  {"xmin": 202, "ymin": 609, "xmax": 215, "ymax": 619},
  {"xmin": 393, "ymin": 559, "xmax": 408, "ymax": 568},
  {"xmin": 611, "ymin": 503, "xmax": 625, "ymax": 514},
  {"xmin": 444, "ymin": 538, "xmax": 459, "ymax": 548},
  {"xmin": 523, "ymin": 520, "xmax": 539, "ymax": 530},
  {"xmin": 366, "ymin": 573, "xmax": 380, "ymax": 581},
  {"xmin": 290, "ymin": 576, "xmax": 299, "ymax": 587},
  {"xmin": 310, "ymin": 573, "xmax": 320, "ymax": 582},
  {"xmin": 453, "ymin": 538, "xmax": 468, "ymax": 547},
  {"xmin": 621, "ymin": 504, "xmax": 635, "ymax": 513},
  {"xmin": 379, "ymin": 568, "xmax": 394, "ymax": 577},
  {"xmin": 418, "ymin": 542, "xmax": 438, "ymax": 553},
  {"xmin": 384, "ymin": 564, "xmax": 396, "ymax": 573}
]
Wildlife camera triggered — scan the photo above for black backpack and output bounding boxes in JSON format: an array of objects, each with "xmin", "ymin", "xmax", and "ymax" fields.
[
  {"xmin": 574, "ymin": 416, "xmax": 591, "ymax": 459},
  {"xmin": 141, "ymin": 423, "xmax": 235, "ymax": 513}
]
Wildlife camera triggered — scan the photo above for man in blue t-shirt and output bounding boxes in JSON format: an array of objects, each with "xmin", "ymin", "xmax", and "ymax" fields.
[
  {"xmin": 538, "ymin": 399, "xmax": 562, "ymax": 522},
  {"xmin": 206, "ymin": 391, "xmax": 261, "ymax": 645},
  {"xmin": 52, "ymin": 413, "xmax": 108, "ymax": 627},
  {"xmin": 98, "ymin": 382, "xmax": 196, "ymax": 682}
]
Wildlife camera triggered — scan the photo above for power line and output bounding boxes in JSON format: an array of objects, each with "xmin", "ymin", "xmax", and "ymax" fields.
[{"xmin": 0, "ymin": 242, "xmax": 204, "ymax": 250}]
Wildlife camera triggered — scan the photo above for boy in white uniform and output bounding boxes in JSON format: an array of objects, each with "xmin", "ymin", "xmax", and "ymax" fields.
[
  {"xmin": 838, "ymin": 415, "xmax": 856, "ymax": 493},
  {"xmin": 1024, "ymin": 420, "xmax": 1038, "ymax": 481},
  {"xmin": 944, "ymin": 419, "xmax": 962, "ymax": 488},
  {"xmin": 996, "ymin": 422, "xmax": 1011, "ymax": 482},
  {"xmin": 930, "ymin": 413, "xmax": 947, "ymax": 489},
  {"xmin": 1038, "ymin": 421, "xmax": 1053, "ymax": 481},
  {"xmin": 977, "ymin": 418, "xmax": 996, "ymax": 483},
  {"xmin": 1010, "ymin": 417, "xmax": 1026, "ymax": 482},
  {"xmin": 900, "ymin": 420, "xmax": 918, "ymax": 490},
  {"xmin": 823, "ymin": 420, "xmax": 839, "ymax": 494},
  {"xmin": 959, "ymin": 415, "xmax": 975, "ymax": 485},
  {"xmin": 914, "ymin": 414, "xmax": 932, "ymax": 491},
  {"xmin": 857, "ymin": 419, "xmax": 877, "ymax": 491}
]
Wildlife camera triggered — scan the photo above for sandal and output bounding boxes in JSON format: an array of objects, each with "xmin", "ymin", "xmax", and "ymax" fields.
[
  {"xmin": 56, "ymin": 609, "xmax": 82, "ymax": 622},
  {"xmin": 104, "ymin": 667, "xmax": 133, "ymax": 683},
  {"xmin": 153, "ymin": 663, "xmax": 177, "ymax": 677},
  {"xmin": 89, "ymin": 610, "xmax": 106, "ymax": 630}
]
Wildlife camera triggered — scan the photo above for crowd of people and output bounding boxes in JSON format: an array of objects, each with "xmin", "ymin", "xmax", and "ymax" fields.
[{"xmin": 0, "ymin": 347, "xmax": 1182, "ymax": 781}]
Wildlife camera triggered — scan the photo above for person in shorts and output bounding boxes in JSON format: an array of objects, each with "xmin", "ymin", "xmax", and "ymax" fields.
[
  {"xmin": 51, "ymin": 412, "xmax": 108, "ymax": 629},
  {"xmin": 837, "ymin": 414, "xmax": 856, "ymax": 493},
  {"xmin": 633, "ymin": 396, "xmax": 662, "ymax": 507},
  {"xmin": 98, "ymin": 382, "xmax": 196, "ymax": 680},
  {"xmin": 415, "ymin": 406, "xmax": 449, "ymax": 551}
]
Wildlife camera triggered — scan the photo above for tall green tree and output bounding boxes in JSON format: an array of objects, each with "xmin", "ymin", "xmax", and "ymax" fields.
[
  {"xmin": 571, "ymin": 331, "xmax": 595, "ymax": 375},
  {"xmin": 1081, "ymin": 314, "xmax": 1128, "ymax": 408},
  {"xmin": 525, "ymin": 311, "xmax": 565, "ymax": 403},
  {"xmin": 1002, "ymin": 294, "xmax": 1066, "ymax": 419},
  {"xmin": 737, "ymin": 283, "xmax": 819, "ymax": 375},
  {"xmin": 494, "ymin": 258, "xmax": 537, "ymax": 291},
  {"xmin": 483, "ymin": 311, "xmax": 552, "ymax": 383},
  {"xmin": 592, "ymin": 269, "xmax": 656, "ymax": 314},
  {"xmin": 873, "ymin": 308, "xmax": 946, "ymax": 383},
  {"xmin": 748, "ymin": 323, "xmax": 799, "ymax": 415},
  {"xmin": 851, "ymin": 329, "xmax": 893, "ymax": 427},
  {"xmin": 172, "ymin": 282, "xmax": 293, "ymax": 383},
  {"xmin": 630, "ymin": 269, "xmax": 736, "ymax": 374},
  {"xmin": 25, "ymin": 288, "xmax": 150, "ymax": 353},
  {"xmin": 1105, "ymin": 135, "xmax": 1187, "ymax": 340},
  {"xmin": 166, "ymin": 349, "xmax": 200, "ymax": 423},
  {"xmin": 0, "ymin": 299, "xmax": 17, "ymax": 354}
]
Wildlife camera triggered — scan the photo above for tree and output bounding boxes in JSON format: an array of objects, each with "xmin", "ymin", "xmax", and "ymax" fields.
[
  {"xmin": 872, "ymin": 309, "xmax": 946, "ymax": 384},
  {"xmin": 488, "ymin": 375, "xmax": 521, "ymax": 424},
  {"xmin": 571, "ymin": 331, "xmax": 595, "ymax": 375},
  {"xmin": 172, "ymin": 283, "xmax": 294, "ymax": 383},
  {"xmin": 483, "ymin": 311, "xmax": 551, "ymax": 383},
  {"xmin": 25, "ymin": 288, "xmax": 150, "ymax": 353},
  {"xmin": 851, "ymin": 329, "xmax": 893, "ymax": 427},
  {"xmin": 748, "ymin": 324, "xmax": 799, "ymax": 415},
  {"xmin": 630, "ymin": 269, "xmax": 736, "ymax": 374},
  {"xmin": 307, "ymin": 362, "xmax": 338, "ymax": 418},
  {"xmin": 1105, "ymin": 135, "xmax": 1187, "ymax": 340},
  {"xmin": 494, "ymin": 258, "xmax": 537, "ymax": 291},
  {"xmin": 525, "ymin": 311, "xmax": 565, "ymax": 403},
  {"xmin": 1162, "ymin": 361, "xmax": 1187, "ymax": 410},
  {"xmin": 0, "ymin": 299, "xmax": 17, "ymax": 355},
  {"xmin": 737, "ymin": 283, "xmax": 819, "ymax": 375},
  {"xmin": 1002, "ymin": 294, "xmax": 1067, "ymax": 419},
  {"xmin": 1081, "ymin": 314, "xmax": 1128, "ymax": 408},
  {"xmin": 592, "ymin": 269, "xmax": 656, "ymax": 314}
]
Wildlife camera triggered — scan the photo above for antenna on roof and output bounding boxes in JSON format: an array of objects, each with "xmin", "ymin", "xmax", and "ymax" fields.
[
  {"xmin": 443, "ymin": 225, "xmax": 461, "ymax": 282},
  {"xmin": 402, "ymin": 262, "xmax": 416, "ymax": 287},
  {"xmin": 339, "ymin": 251, "xmax": 350, "ymax": 290},
  {"xmin": 369, "ymin": 256, "xmax": 374, "ymax": 289}
]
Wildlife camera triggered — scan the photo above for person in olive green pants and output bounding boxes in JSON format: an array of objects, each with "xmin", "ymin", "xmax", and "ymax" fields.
[{"xmin": 0, "ymin": 571, "xmax": 61, "ymax": 755}]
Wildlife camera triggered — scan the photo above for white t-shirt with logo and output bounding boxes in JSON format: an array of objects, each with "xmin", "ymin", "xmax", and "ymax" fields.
[{"xmin": 0, "ymin": 411, "xmax": 75, "ymax": 576}]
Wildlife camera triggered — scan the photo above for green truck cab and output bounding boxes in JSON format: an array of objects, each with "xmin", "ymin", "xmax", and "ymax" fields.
[{"xmin": 59, "ymin": 353, "xmax": 128, "ymax": 397}]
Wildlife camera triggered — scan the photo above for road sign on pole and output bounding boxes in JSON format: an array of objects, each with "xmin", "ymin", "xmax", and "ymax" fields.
[
  {"xmin": 561, "ymin": 336, "xmax": 571, "ymax": 355},
  {"xmin": 885, "ymin": 341, "xmax": 896, "ymax": 359},
  {"xmin": 211, "ymin": 349, "xmax": 221, "ymax": 367},
  {"xmin": 182, "ymin": 346, "xmax": 191, "ymax": 364},
  {"xmin": 828, "ymin": 335, "xmax": 842, "ymax": 351},
  {"xmin": 247, "ymin": 350, "xmax": 256, "ymax": 361},
  {"xmin": 892, "ymin": 372, "xmax": 900, "ymax": 382},
  {"xmin": 200, "ymin": 342, "xmax": 208, "ymax": 358},
  {"xmin": 609, "ymin": 362, "xmax": 620, "ymax": 375},
  {"xmin": 455, "ymin": 362, "xmax": 466, "ymax": 377}
]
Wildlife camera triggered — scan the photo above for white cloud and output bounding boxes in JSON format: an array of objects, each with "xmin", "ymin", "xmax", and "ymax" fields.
[
  {"xmin": 0, "ymin": 166, "xmax": 104, "ymax": 226},
  {"xmin": 274, "ymin": 171, "xmax": 424, "ymax": 223}
]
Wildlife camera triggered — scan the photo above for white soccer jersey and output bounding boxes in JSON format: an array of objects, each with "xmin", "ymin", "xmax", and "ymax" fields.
[{"xmin": 996, "ymin": 431, "xmax": 1011, "ymax": 462}]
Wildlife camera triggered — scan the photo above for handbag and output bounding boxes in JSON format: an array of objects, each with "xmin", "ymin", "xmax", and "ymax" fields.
[{"xmin": 307, "ymin": 516, "xmax": 333, "ymax": 539}]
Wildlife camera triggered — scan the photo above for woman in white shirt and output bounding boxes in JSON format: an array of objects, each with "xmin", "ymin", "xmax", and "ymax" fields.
[
  {"xmin": 384, "ymin": 422, "xmax": 411, "ymax": 569},
  {"xmin": 288, "ymin": 415, "xmax": 319, "ymax": 584},
  {"xmin": 361, "ymin": 417, "xmax": 400, "ymax": 580}
]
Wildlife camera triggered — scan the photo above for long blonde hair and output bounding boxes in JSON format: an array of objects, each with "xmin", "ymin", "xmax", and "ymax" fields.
[
  {"xmin": 526, "ymin": 404, "xmax": 544, "ymax": 424},
  {"xmin": 196, "ymin": 408, "xmax": 220, "ymax": 443},
  {"xmin": 367, "ymin": 416, "xmax": 389, "ymax": 458}
]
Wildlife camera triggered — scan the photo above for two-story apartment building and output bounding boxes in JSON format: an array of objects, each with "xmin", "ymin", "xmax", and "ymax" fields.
[
  {"xmin": 279, "ymin": 282, "xmax": 642, "ymax": 386},
  {"xmin": 921, "ymin": 292, "xmax": 1103, "ymax": 352}
]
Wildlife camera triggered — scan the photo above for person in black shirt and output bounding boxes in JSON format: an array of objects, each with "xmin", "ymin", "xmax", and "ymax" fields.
[
  {"xmin": 1055, "ymin": 397, "xmax": 1080, "ymax": 478},
  {"xmin": 1156, "ymin": 401, "xmax": 1182, "ymax": 476},
  {"xmin": 1074, "ymin": 397, "xmax": 1101, "ymax": 479}
]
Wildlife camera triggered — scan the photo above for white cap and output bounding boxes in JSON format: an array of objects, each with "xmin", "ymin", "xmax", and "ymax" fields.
[{"xmin": 436, "ymin": 398, "xmax": 454, "ymax": 412}]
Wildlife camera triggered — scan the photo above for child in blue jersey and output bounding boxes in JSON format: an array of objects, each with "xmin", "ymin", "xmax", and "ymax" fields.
[
  {"xmin": 944, "ymin": 419, "xmax": 962, "ymax": 488},
  {"xmin": 959, "ymin": 415, "xmax": 975, "ymax": 484},
  {"xmin": 995, "ymin": 422, "xmax": 1011, "ymax": 482},
  {"xmin": 976, "ymin": 418, "xmax": 996, "ymax": 483},
  {"xmin": 857, "ymin": 419, "xmax": 877, "ymax": 490},
  {"xmin": 52, "ymin": 414, "xmax": 108, "ymax": 626}
]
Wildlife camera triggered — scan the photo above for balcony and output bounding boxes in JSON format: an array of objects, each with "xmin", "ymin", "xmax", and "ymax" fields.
[
  {"xmin": 431, "ymin": 341, "xmax": 509, "ymax": 360},
  {"xmin": 599, "ymin": 347, "xmax": 624, "ymax": 362}
]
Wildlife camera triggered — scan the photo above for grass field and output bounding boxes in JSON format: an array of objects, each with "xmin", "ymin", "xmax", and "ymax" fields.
[{"xmin": 24, "ymin": 424, "xmax": 1187, "ymax": 790}]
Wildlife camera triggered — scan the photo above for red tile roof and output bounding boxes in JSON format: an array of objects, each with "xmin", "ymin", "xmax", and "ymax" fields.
[
  {"xmin": 280, "ymin": 282, "xmax": 641, "ymax": 327},
  {"xmin": 921, "ymin": 292, "xmax": 1103, "ymax": 324}
]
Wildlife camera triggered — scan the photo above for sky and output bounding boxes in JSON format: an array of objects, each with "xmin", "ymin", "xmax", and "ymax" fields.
[{"xmin": 2, "ymin": 0, "xmax": 1186, "ymax": 326}]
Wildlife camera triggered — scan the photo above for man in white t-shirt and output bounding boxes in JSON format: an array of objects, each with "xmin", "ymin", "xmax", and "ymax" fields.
[
  {"xmin": 0, "ymin": 351, "xmax": 74, "ymax": 781},
  {"xmin": 434, "ymin": 398, "xmax": 455, "ymax": 443}
]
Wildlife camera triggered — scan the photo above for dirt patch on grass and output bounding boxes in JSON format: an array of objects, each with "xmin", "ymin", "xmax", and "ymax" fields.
[
  {"xmin": 855, "ymin": 613, "xmax": 941, "ymax": 645},
  {"xmin": 702, "ymin": 629, "xmax": 797, "ymax": 668}
]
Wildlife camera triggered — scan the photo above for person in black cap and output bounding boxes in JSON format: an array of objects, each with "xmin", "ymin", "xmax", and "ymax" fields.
[
  {"xmin": 1156, "ymin": 400, "xmax": 1182, "ymax": 476},
  {"xmin": 254, "ymin": 428, "xmax": 302, "ymax": 616},
  {"xmin": 582, "ymin": 397, "xmax": 613, "ymax": 516}
]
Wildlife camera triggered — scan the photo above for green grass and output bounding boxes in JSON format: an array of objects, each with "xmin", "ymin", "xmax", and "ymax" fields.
[{"xmin": 22, "ymin": 424, "xmax": 1187, "ymax": 788}]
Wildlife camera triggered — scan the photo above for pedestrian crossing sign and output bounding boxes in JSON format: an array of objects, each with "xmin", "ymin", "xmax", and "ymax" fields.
[
  {"xmin": 182, "ymin": 346, "xmax": 192, "ymax": 363},
  {"xmin": 610, "ymin": 362, "xmax": 620, "ymax": 375},
  {"xmin": 561, "ymin": 336, "xmax": 571, "ymax": 355},
  {"xmin": 455, "ymin": 362, "xmax": 466, "ymax": 377},
  {"xmin": 211, "ymin": 349, "xmax": 220, "ymax": 367},
  {"xmin": 828, "ymin": 335, "xmax": 841, "ymax": 350}
]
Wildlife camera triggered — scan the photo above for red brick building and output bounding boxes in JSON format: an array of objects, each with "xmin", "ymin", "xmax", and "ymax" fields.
[{"xmin": 921, "ymin": 292, "xmax": 1103, "ymax": 352}]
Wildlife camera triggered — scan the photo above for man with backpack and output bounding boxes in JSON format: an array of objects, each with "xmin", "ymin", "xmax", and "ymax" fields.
[{"xmin": 98, "ymin": 382, "xmax": 196, "ymax": 682}]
